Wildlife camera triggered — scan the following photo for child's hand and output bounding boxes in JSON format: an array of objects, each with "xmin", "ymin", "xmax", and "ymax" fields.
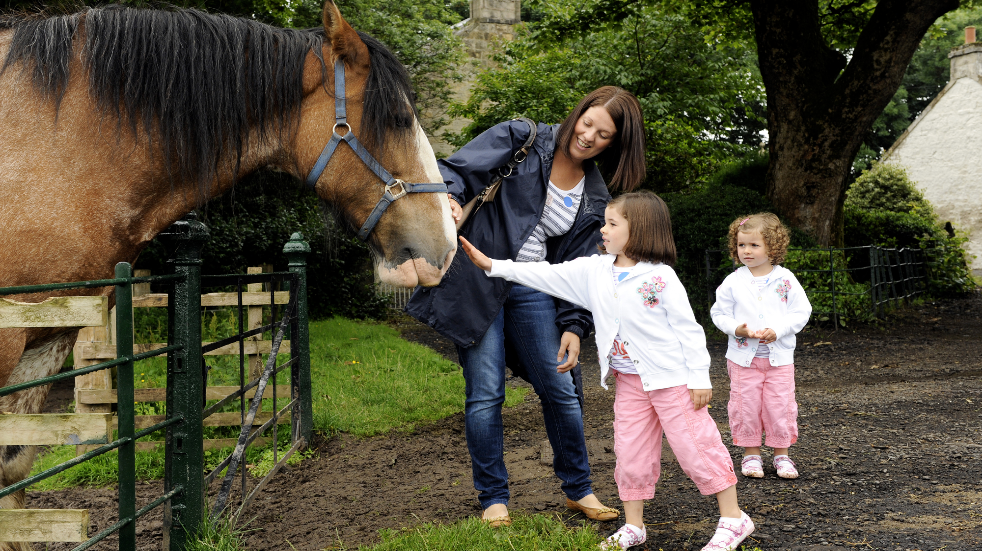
[
  {"xmin": 556, "ymin": 332, "xmax": 581, "ymax": 373},
  {"xmin": 757, "ymin": 328, "xmax": 777, "ymax": 344},
  {"xmin": 734, "ymin": 323, "xmax": 753, "ymax": 338},
  {"xmin": 689, "ymin": 388, "xmax": 712, "ymax": 410},
  {"xmin": 447, "ymin": 193, "xmax": 461, "ymax": 223},
  {"xmin": 458, "ymin": 236, "xmax": 492, "ymax": 271}
]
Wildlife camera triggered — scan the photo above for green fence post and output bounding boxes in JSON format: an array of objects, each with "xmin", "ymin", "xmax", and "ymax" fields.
[
  {"xmin": 283, "ymin": 233, "xmax": 312, "ymax": 445},
  {"xmin": 161, "ymin": 214, "xmax": 209, "ymax": 551},
  {"xmin": 115, "ymin": 262, "xmax": 136, "ymax": 550}
]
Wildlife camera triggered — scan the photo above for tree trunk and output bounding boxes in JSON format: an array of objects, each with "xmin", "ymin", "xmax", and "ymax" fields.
[{"xmin": 751, "ymin": 0, "xmax": 959, "ymax": 246}]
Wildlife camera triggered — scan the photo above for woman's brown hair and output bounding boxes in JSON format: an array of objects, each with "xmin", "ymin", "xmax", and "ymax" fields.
[
  {"xmin": 555, "ymin": 86, "xmax": 646, "ymax": 192},
  {"xmin": 599, "ymin": 191, "xmax": 677, "ymax": 266},
  {"xmin": 727, "ymin": 213, "xmax": 791, "ymax": 265}
]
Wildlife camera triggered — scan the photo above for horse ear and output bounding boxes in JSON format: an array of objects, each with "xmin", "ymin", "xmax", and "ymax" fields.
[{"xmin": 322, "ymin": 0, "xmax": 368, "ymax": 64}]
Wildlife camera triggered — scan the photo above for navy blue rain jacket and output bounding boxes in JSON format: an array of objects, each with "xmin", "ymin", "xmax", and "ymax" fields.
[{"xmin": 406, "ymin": 120, "xmax": 612, "ymax": 348}]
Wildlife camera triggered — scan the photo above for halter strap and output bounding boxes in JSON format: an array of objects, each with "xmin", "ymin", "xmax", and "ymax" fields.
[{"xmin": 305, "ymin": 60, "xmax": 447, "ymax": 241}]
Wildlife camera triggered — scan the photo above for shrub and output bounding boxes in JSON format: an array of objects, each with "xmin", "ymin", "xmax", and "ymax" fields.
[
  {"xmin": 663, "ymin": 185, "xmax": 775, "ymax": 321},
  {"xmin": 845, "ymin": 163, "xmax": 935, "ymax": 218},
  {"xmin": 842, "ymin": 205, "xmax": 940, "ymax": 249},
  {"xmin": 783, "ymin": 248, "xmax": 875, "ymax": 325},
  {"xmin": 136, "ymin": 171, "xmax": 388, "ymax": 321},
  {"xmin": 919, "ymin": 232, "xmax": 977, "ymax": 296}
]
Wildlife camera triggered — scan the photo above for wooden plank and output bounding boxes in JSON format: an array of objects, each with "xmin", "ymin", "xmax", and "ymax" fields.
[
  {"xmin": 0, "ymin": 509, "xmax": 88, "ymax": 542},
  {"xmin": 132, "ymin": 292, "xmax": 289, "ymax": 308},
  {"xmin": 247, "ymin": 267, "xmax": 265, "ymax": 381},
  {"xmin": 75, "ymin": 436, "xmax": 272, "ymax": 455},
  {"xmin": 121, "ymin": 411, "xmax": 289, "ymax": 430},
  {"xmin": 75, "ymin": 339, "xmax": 291, "ymax": 361},
  {"xmin": 77, "ymin": 385, "xmax": 293, "ymax": 404},
  {"xmin": 0, "ymin": 414, "xmax": 111, "ymax": 446},
  {"xmin": 0, "ymin": 296, "xmax": 107, "ymax": 328},
  {"xmin": 73, "ymin": 325, "xmax": 113, "ymax": 417}
]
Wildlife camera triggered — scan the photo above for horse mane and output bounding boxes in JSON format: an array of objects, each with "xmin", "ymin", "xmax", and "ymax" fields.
[{"xmin": 0, "ymin": 5, "xmax": 418, "ymax": 195}]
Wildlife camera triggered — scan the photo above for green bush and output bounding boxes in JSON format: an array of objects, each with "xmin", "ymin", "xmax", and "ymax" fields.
[
  {"xmin": 919, "ymin": 233, "xmax": 977, "ymax": 296},
  {"xmin": 136, "ymin": 170, "xmax": 388, "ymax": 320},
  {"xmin": 845, "ymin": 163, "xmax": 935, "ymax": 218},
  {"xmin": 705, "ymin": 153, "xmax": 769, "ymax": 196},
  {"xmin": 842, "ymin": 205, "xmax": 940, "ymax": 249},
  {"xmin": 663, "ymin": 186, "xmax": 774, "ymax": 321},
  {"xmin": 783, "ymin": 248, "xmax": 875, "ymax": 325},
  {"xmin": 843, "ymin": 164, "xmax": 974, "ymax": 297}
]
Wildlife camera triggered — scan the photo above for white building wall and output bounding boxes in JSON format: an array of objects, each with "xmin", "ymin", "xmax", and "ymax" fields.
[{"xmin": 884, "ymin": 46, "xmax": 982, "ymax": 275}]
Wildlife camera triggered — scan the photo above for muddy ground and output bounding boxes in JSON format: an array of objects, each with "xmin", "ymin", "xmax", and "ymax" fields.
[{"xmin": 32, "ymin": 292, "xmax": 982, "ymax": 550}]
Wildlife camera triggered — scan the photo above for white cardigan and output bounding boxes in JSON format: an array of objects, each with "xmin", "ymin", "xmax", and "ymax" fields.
[
  {"xmin": 488, "ymin": 254, "xmax": 711, "ymax": 391},
  {"xmin": 710, "ymin": 265, "xmax": 812, "ymax": 367}
]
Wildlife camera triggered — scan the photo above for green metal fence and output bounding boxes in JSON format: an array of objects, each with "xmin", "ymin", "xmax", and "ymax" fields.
[
  {"xmin": 704, "ymin": 245, "xmax": 929, "ymax": 324},
  {"xmin": 0, "ymin": 216, "xmax": 311, "ymax": 550}
]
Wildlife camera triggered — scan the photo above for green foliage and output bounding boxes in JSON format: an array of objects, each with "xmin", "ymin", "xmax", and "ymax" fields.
[
  {"xmin": 136, "ymin": 172, "xmax": 388, "ymax": 321},
  {"xmin": 845, "ymin": 163, "xmax": 934, "ymax": 217},
  {"xmin": 783, "ymin": 248, "xmax": 875, "ymax": 326},
  {"xmin": 858, "ymin": 6, "xmax": 982, "ymax": 169},
  {"xmin": 842, "ymin": 206, "xmax": 939, "ymax": 249},
  {"xmin": 919, "ymin": 232, "xmax": 977, "ymax": 296},
  {"xmin": 662, "ymin": 185, "xmax": 775, "ymax": 320},
  {"xmin": 188, "ymin": 513, "xmax": 253, "ymax": 551},
  {"xmin": 323, "ymin": 0, "xmax": 465, "ymax": 133},
  {"xmin": 705, "ymin": 152, "xmax": 769, "ymax": 196},
  {"xmin": 447, "ymin": 0, "xmax": 766, "ymax": 192}
]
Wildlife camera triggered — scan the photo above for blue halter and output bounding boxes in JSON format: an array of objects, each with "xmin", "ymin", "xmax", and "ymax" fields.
[{"xmin": 305, "ymin": 60, "xmax": 448, "ymax": 241}]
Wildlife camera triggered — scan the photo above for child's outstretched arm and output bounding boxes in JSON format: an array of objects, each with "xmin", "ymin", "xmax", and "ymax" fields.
[{"xmin": 459, "ymin": 236, "xmax": 492, "ymax": 271}]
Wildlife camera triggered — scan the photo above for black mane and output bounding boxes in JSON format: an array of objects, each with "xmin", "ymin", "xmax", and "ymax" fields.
[{"xmin": 0, "ymin": 5, "xmax": 418, "ymax": 192}]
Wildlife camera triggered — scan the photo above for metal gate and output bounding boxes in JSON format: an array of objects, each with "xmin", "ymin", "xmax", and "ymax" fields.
[{"xmin": 0, "ymin": 215, "xmax": 312, "ymax": 550}]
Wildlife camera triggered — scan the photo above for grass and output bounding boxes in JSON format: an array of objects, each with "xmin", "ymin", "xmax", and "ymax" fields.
[
  {"xmin": 29, "ymin": 312, "xmax": 526, "ymax": 489},
  {"xmin": 309, "ymin": 317, "xmax": 525, "ymax": 436}
]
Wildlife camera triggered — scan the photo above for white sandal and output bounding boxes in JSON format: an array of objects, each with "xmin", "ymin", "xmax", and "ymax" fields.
[
  {"xmin": 741, "ymin": 455, "xmax": 764, "ymax": 478},
  {"xmin": 773, "ymin": 455, "xmax": 799, "ymax": 478},
  {"xmin": 599, "ymin": 523, "xmax": 646, "ymax": 550}
]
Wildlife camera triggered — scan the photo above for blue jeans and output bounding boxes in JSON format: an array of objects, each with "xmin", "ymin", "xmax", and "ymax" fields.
[{"xmin": 457, "ymin": 284, "xmax": 594, "ymax": 509}]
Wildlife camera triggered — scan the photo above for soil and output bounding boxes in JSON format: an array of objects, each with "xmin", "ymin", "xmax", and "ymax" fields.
[{"xmin": 31, "ymin": 291, "xmax": 982, "ymax": 551}]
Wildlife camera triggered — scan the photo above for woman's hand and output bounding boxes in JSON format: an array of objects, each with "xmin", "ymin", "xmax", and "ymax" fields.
[
  {"xmin": 448, "ymin": 193, "xmax": 462, "ymax": 223},
  {"xmin": 689, "ymin": 388, "xmax": 712, "ymax": 410},
  {"xmin": 458, "ymin": 236, "xmax": 492, "ymax": 271},
  {"xmin": 557, "ymin": 331, "xmax": 581, "ymax": 373}
]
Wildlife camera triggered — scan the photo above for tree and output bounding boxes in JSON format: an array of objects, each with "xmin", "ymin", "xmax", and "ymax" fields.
[
  {"xmin": 747, "ymin": 0, "xmax": 965, "ymax": 246},
  {"xmin": 449, "ymin": 0, "xmax": 767, "ymax": 192}
]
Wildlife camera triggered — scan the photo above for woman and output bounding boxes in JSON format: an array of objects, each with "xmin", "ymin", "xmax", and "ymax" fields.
[{"xmin": 407, "ymin": 86, "xmax": 646, "ymax": 526}]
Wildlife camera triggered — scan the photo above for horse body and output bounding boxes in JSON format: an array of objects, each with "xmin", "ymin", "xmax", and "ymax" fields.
[{"xmin": 0, "ymin": 2, "xmax": 455, "ymax": 541}]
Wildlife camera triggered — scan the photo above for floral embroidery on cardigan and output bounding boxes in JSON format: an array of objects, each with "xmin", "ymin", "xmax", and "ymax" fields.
[{"xmin": 638, "ymin": 276, "xmax": 667, "ymax": 308}]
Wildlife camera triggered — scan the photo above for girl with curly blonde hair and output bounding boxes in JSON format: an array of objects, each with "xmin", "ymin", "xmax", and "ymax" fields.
[{"xmin": 711, "ymin": 213, "xmax": 812, "ymax": 480}]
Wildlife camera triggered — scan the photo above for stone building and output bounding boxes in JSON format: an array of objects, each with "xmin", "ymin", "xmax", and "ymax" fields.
[{"xmin": 882, "ymin": 28, "xmax": 982, "ymax": 275}]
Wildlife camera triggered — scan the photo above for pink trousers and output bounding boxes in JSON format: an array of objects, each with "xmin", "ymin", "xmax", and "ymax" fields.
[
  {"xmin": 612, "ymin": 372, "xmax": 737, "ymax": 501},
  {"xmin": 726, "ymin": 358, "xmax": 798, "ymax": 448}
]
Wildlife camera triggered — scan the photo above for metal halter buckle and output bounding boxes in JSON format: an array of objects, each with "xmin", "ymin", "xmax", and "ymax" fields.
[{"xmin": 386, "ymin": 180, "xmax": 407, "ymax": 200}]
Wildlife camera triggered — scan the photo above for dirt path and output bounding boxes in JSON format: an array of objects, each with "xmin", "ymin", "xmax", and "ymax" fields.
[{"xmin": 31, "ymin": 292, "xmax": 982, "ymax": 550}]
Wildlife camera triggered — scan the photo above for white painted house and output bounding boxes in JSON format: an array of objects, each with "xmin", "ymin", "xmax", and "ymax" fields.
[{"xmin": 883, "ymin": 29, "xmax": 982, "ymax": 275}]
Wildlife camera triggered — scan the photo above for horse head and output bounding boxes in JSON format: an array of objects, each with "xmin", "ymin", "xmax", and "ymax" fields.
[{"xmin": 294, "ymin": 1, "xmax": 456, "ymax": 288}]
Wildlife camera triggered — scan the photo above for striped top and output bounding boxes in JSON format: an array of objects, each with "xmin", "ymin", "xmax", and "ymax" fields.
[
  {"xmin": 751, "ymin": 273, "xmax": 771, "ymax": 357},
  {"xmin": 516, "ymin": 177, "xmax": 585, "ymax": 263},
  {"xmin": 608, "ymin": 265, "xmax": 638, "ymax": 375}
]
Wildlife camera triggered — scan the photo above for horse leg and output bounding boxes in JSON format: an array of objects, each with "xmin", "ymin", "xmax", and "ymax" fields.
[{"xmin": 0, "ymin": 331, "xmax": 77, "ymax": 551}]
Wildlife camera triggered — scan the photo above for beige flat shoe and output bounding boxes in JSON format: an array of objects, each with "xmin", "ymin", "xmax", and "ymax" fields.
[
  {"xmin": 482, "ymin": 514, "xmax": 512, "ymax": 528},
  {"xmin": 565, "ymin": 497, "xmax": 619, "ymax": 521}
]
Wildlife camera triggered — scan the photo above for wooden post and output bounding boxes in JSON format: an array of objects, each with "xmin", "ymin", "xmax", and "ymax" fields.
[{"xmin": 246, "ymin": 267, "xmax": 264, "ymax": 381}]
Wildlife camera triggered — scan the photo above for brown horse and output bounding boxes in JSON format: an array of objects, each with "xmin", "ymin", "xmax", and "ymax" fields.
[{"xmin": 0, "ymin": 1, "xmax": 455, "ymax": 542}]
